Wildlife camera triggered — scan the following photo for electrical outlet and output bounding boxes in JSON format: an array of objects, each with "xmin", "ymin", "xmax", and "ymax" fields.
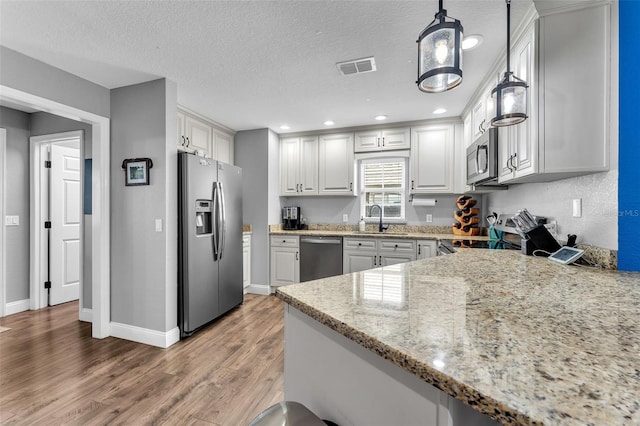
[
  {"xmin": 342, "ymin": 214, "xmax": 349, "ymax": 223},
  {"xmin": 426, "ymin": 214, "xmax": 433, "ymax": 223},
  {"xmin": 572, "ymin": 198, "xmax": 582, "ymax": 218}
]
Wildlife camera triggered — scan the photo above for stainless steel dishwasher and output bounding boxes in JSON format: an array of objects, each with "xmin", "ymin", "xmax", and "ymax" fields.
[{"xmin": 300, "ymin": 236, "xmax": 343, "ymax": 282}]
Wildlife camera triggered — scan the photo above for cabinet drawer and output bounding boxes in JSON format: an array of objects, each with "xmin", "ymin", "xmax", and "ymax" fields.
[
  {"xmin": 343, "ymin": 238, "xmax": 377, "ymax": 251},
  {"xmin": 270, "ymin": 235, "xmax": 299, "ymax": 247},
  {"xmin": 378, "ymin": 239, "xmax": 416, "ymax": 253}
]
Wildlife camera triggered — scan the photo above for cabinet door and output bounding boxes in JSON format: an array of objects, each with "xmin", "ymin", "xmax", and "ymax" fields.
[
  {"xmin": 416, "ymin": 240, "xmax": 438, "ymax": 259},
  {"xmin": 299, "ymin": 136, "xmax": 319, "ymax": 194},
  {"xmin": 354, "ymin": 130, "xmax": 381, "ymax": 152},
  {"xmin": 270, "ymin": 247, "xmax": 299, "ymax": 286},
  {"xmin": 243, "ymin": 235, "xmax": 251, "ymax": 289},
  {"xmin": 177, "ymin": 112, "xmax": 186, "ymax": 151},
  {"xmin": 343, "ymin": 251, "xmax": 377, "ymax": 274},
  {"xmin": 319, "ymin": 133, "xmax": 355, "ymax": 195},
  {"xmin": 497, "ymin": 125, "xmax": 515, "ymax": 183},
  {"xmin": 280, "ymin": 137, "xmax": 300, "ymax": 196},
  {"xmin": 380, "ymin": 128, "xmax": 410, "ymax": 151},
  {"xmin": 410, "ymin": 125, "xmax": 454, "ymax": 193},
  {"xmin": 512, "ymin": 25, "xmax": 536, "ymax": 179},
  {"xmin": 379, "ymin": 254, "xmax": 415, "ymax": 266},
  {"xmin": 185, "ymin": 116, "xmax": 212, "ymax": 157},
  {"xmin": 471, "ymin": 100, "xmax": 485, "ymax": 141},
  {"xmin": 214, "ymin": 130, "xmax": 234, "ymax": 164}
]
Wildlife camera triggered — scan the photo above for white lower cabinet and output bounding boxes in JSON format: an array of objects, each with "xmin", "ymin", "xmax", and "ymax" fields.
[
  {"xmin": 416, "ymin": 240, "xmax": 438, "ymax": 260},
  {"xmin": 242, "ymin": 234, "xmax": 251, "ymax": 291},
  {"xmin": 270, "ymin": 236, "xmax": 300, "ymax": 287},
  {"xmin": 343, "ymin": 238, "xmax": 417, "ymax": 274}
]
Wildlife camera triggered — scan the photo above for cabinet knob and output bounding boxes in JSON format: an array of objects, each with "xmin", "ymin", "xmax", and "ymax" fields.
[
  {"xmin": 382, "ymin": 137, "xmax": 385, "ymax": 147},
  {"xmin": 394, "ymin": 244, "xmax": 398, "ymax": 248},
  {"xmin": 181, "ymin": 136, "xmax": 186, "ymax": 146},
  {"xmin": 296, "ymin": 251, "xmax": 299, "ymax": 261},
  {"xmin": 358, "ymin": 243, "xmax": 362, "ymax": 246},
  {"xmin": 185, "ymin": 137, "xmax": 190, "ymax": 147},
  {"xmin": 282, "ymin": 240, "xmax": 286, "ymax": 243}
]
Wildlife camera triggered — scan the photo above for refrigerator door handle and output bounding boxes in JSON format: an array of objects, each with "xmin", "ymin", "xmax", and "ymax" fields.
[
  {"xmin": 212, "ymin": 182, "xmax": 219, "ymax": 260},
  {"xmin": 218, "ymin": 182, "xmax": 226, "ymax": 259}
]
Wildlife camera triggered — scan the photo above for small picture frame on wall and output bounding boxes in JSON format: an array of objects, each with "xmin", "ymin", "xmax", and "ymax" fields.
[{"xmin": 122, "ymin": 158, "xmax": 153, "ymax": 186}]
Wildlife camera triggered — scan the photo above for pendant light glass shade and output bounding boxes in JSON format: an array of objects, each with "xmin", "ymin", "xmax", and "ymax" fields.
[
  {"xmin": 416, "ymin": 0, "xmax": 463, "ymax": 93},
  {"xmin": 491, "ymin": 73, "xmax": 528, "ymax": 126},
  {"xmin": 491, "ymin": 0, "xmax": 528, "ymax": 126}
]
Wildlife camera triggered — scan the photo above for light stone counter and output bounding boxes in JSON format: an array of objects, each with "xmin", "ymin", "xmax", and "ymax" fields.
[{"xmin": 276, "ymin": 249, "xmax": 639, "ymax": 425}]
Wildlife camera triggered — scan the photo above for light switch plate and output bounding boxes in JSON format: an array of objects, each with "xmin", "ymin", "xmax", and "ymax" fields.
[
  {"xmin": 5, "ymin": 216, "xmax": 19, "ymax": 226},
  {"xmin": 426, "ymin": 214, "xmax": 433, "ymax": 223},
  {"xmin": 572, "ymin": 199, "xmax": 582, "ymax": 218},
  {"xmin": 155, "ymin": 218, "xmax": 163, "ymax": 232},
  {"xmin": 342, "ymin": 214, "xmax": 348, "ymax": 223}
]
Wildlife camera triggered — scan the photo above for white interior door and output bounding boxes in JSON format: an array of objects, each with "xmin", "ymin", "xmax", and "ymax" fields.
[{"xmin": 49, "ymin": 144, "xmax": 81, "ymax": 305}]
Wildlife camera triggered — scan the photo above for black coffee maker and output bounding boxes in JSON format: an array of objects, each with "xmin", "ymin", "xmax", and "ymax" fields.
[{"xmin": 282, "ymin": 206, "xmax": 301, "ymax": 230}]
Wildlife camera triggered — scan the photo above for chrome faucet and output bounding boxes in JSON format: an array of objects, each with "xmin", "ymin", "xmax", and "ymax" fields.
[{"xmin": 370, "ymin": 204, "xmax": 388, "ymax": 233}]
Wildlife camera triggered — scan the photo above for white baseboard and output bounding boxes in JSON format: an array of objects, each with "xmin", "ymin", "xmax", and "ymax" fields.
[
  {"xmin": 247, "ymin": 284, "xmax": 271, "ymax": 295},
  {"xmin": 110, "ymin": 322, "xmax": 180, "ymax": 348},
  {"xmin": 79, "ymin": 308, "xmax": 93, "ymax": 323},
  {"xmin": 5, "ymin": 299, "xmax": 30, "ymax": 316}
]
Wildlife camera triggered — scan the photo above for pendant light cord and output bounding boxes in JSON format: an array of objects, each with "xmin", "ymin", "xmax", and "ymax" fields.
[{"xmin": 506, "ymin": 0, "xmax": 511, "ymax": 74}]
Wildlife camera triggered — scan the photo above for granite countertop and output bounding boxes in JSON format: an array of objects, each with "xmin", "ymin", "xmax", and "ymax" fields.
[
  {"xmin": 270, "ymin": 228, "xmax": 491, "ymax": 242},
  {"xmin": 276, "ymin": 250, "xmax": 640, "ymax": 425}
]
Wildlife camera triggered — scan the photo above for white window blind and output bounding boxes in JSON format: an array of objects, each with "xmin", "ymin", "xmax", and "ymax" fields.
[{"xmin": 360, "ymin": 158, "xmax": 406, "ymax": 221}]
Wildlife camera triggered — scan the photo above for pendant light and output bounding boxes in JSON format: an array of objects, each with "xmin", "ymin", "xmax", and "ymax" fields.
[
  {"xmin": 416, "ymin": 0, "xmax": 463, "ymax": 93},
  {"xmin": 491, "ymin": 0, "xmax": 528, "ymax": 126}
]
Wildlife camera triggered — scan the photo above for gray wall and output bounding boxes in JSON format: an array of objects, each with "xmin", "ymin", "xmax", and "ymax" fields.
[
  {"xmin": 285, "ymin": 194, "xmax": 461, "ymax": 227},
  {"xmin": 235, "ymin": 129, "xmax": 282, "ymax": 286},
  {"xmin": 0, "ymin": 107, "xmax": 30, "ymax": 303},
  {"xmin": 0, "ymin": 46, "xmax": 110, "ymax": 118},
  {"xmin": 30, "ymin": 112, "xmax": 94, "ymax": 309},
  {"xmin": 110, "ymin": 78, "xmax": 177, "ymax": 332},
  {"xmin": 485, "ymin": 170, "xmax": 618, "ymax": 250}
]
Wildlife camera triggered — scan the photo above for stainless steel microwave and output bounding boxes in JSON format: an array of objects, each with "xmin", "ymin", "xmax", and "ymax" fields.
[{"xmin": 466, "ymin": 128, "xmax": 498, "ymax": 185}]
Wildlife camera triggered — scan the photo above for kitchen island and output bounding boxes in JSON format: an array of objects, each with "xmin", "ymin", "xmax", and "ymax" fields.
[{"xmin": 276, "ymin": 250, "xmax": 639, "ymax": 425}]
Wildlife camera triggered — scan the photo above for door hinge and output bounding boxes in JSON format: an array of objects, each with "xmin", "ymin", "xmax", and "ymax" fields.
[
  {"xmin": 44, "ymin": 221, "xmax": 52, "ymax": 229},
  {"xmin": 44, "ymin": 281, "xmax": 51, "ymax": 289},
  {"xmin": 44, "ymin": 160, "xmax": 52, "ymax": 168}
]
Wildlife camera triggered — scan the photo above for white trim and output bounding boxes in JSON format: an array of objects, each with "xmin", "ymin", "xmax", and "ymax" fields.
[
  {"xmin": 30, "ymin": 132, "xmax": 84, "ymax": 310},
  {"xmin": 0, "ymin": 84, "xmax": 111, "ymax": 339},
  {"xmin": 247, "ymin": 284, "xmax": 271, "ymax": 295},
  {"xmin": 0, "ymin": 128, "xmax": 5, "ymax": 317},
  {"xmin": 5, "ymin": 299, "xmax": 30, "ymax": 316},
  {"xmin": 79, "ymin": 308, "xmax": 92, "ymax": 323},
  {"xmin": 110, "ymin": 322, "xmax": 180, "ymax": 348}
]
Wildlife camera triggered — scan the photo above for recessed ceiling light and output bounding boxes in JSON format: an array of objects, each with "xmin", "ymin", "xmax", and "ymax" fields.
[
  {"xmin": 375, "ymin": 115, "xmax": 387, "ymax": 121},
  {"xmin": 433, "ymin": 108, "xmax": 447, "ymax": 114},
  {"xmin": 280, "ymin": 125, "xmax": 290, "ymax": 130},
  {"xmin": 462, "ymin": 35, "xmax": 483, "ymax": 51},
  {"xmin": 324, "ymin": 120, "xmax": 335, "ymax": 126}
]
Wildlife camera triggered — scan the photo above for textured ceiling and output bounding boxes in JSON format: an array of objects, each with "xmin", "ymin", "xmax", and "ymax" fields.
[{"xmin": 0, "ymin": 0, "xmax": 532, "ymax": 133}]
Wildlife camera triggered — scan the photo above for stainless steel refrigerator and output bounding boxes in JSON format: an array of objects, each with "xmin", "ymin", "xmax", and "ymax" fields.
[{"xmin": 178, "ymin": 152, "xmax": 243, "ymax": 338}]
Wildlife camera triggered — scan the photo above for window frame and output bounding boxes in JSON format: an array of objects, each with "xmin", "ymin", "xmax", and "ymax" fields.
[{"xmin": 359, "ymin": 157, "xmax": 407, "ymax": 224}]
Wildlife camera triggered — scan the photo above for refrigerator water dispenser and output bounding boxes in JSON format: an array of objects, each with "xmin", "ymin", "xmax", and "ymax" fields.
[{"xmin": 195, "ymin": 200, "xmax": 212, "ymax": 235}]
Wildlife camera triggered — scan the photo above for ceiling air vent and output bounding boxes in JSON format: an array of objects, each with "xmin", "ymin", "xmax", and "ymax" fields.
[{"xmin": 336, "ymin": 57, "xmax": 377, "ymax": 76}]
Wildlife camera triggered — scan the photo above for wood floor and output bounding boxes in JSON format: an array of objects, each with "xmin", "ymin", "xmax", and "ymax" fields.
[{"xmin": 0, "ymin": 294, "xmax": 285, "ymax": 425}]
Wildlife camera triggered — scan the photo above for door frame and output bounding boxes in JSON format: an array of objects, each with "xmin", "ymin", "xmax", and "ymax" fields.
[
  {"xmin": 0, "ymin": 85, "xmax": 111, "ymax": 339},
  {"xmin": 0, "ymin": 128, "xmax": 6, "ymax": 317},
  {"xmin": 30, "ymin": 132, "xmax": 83, "ymax": 311}
]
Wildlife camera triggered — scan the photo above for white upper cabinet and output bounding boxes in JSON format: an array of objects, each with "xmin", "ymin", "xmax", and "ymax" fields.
[
  {"xmin": 354, "ymin": 127, "xmax": 410, "ymax": 152},
  {"xmin": 497, "ymin": 4, "xmax": 610, "ymax": 184},
  {"xmin": 318, "ymin": 133, "xmax": 355, "ymax": 196},
  {"xmin": 177, "ymin": 108, "xmax": 235, "ymax": 163},
  {"xmin": 410, "ymin": 124, "xmax": 455, "ymax": 194},
  {"xmin": 280, "ymin": 136, "xmax": 319, "ymax": 196},
  {"xmin": 185, "ymin": 116, "xmax": 212, "ymax": 156},
  {"xmin": 214, "ymin": 130, "xmax": 234, "ymax": 164}
]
